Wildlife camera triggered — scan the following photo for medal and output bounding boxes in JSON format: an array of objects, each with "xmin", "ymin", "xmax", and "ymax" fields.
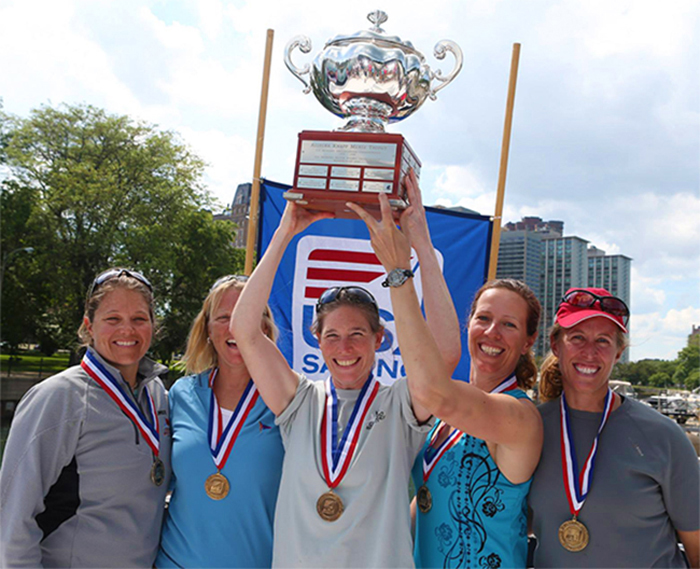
[
  {"xmin": 558, "ymin": 389, "xmax": 615, "ymax": 552},
  {"xmin": 316, "ymin": 490, "xmax": 344, "ymax": 521},
  {"xmin": 150, "ymin": 457, "xmax": 165, "ymax": 486},
  {"xmin": 318, "ymin": 374, "xmax": 379, "ymax": 521},
  {"xmin": 205, "ymin": 471, "xmax": 230, "ymax": 500},
  {"xmin": 417, "ymin": 375, "xmax": 516, "ymax": 515},
  {"xmin": 206, "ymin": 369, "xmax": 259, "ymax": 500},
  {"xmin": 417, "ymin": 484, "xmax": 432, "ymax": 514},
  {"xmin": 558, "ymin": 517, "xmax": 589, "ymax": 552},
  {"xmin": 81, "ymin": 351, "xmax": 164, "ymax": 482}
]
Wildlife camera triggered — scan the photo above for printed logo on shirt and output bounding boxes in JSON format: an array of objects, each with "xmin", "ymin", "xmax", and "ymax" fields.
[
  {"xmin": 259, "ymin": 421, "xmax": 272, "ymax": 432},
  {"xmin": 365, "ymin": 410, "xmax": 386, "ymax": 430},
  {"xmin": 291, "ymin": 235, "xmax": 444, "ymax": 385}
]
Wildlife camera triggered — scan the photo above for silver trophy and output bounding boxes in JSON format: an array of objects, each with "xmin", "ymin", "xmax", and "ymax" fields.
[
  {"xmin": 284, "ymin": 10, "xmax": 463, "ymax": 133},
  {"xmin": 283, "ymin": 10, "xmax": 463, "ymax": 218}
]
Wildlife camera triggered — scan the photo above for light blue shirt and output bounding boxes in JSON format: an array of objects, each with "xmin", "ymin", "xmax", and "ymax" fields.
[
  {"xmin": 412, "ymin": 389, "xmax": 532, "ymax": 569},
  {"xmin": 156, "ymin": 370, "xmax": 283, "ymax": 568}
]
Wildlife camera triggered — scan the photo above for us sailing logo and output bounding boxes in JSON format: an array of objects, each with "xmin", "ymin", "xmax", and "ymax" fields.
[{"xmin": 291, "ymin": 235, "xmax": 444, "ymax": 385}]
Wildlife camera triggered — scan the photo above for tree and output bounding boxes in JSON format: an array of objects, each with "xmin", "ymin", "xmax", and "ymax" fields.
[
  {"xmin": 672, "ymin": 344, "xmax": 700, "ymax": 390},
  {"xmin": 1, "ymin": 103, "xmax": 242, "ymax": 362}
]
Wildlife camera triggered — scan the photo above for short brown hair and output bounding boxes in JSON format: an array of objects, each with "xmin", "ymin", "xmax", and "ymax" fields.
[{"xmin": 78, "ymin": 270, "xmax": 156, "ymax": 348}]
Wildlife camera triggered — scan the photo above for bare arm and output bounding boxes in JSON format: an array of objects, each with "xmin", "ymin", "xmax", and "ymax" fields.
[
  {"xmin": 349, "ymin": 192, "xmax": 542, "ymax": 482},
  {"xmin": 230, "ymin": 203, "xmax": 332, "ymax": 416},
  {"xmin": 399, "ymin": 169, "xmax": 461, "ymax": 373},
  {"xmin": 679, "ymin": 529, "xmax": 700, "ymax": 568}
]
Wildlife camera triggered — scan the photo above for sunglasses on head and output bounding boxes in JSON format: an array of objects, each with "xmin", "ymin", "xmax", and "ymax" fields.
[
  {"xmin": 316, "ymin": 286, "xmax": 378, "ymax": 314},
  {"xmin": 210, "ymin": 274, "xmax": 249, "ymax": 293},
  {"xmin": 561, "ymin": 289, "xmax": 629, "ymax": 325},
  {"xmin": 89, "ymin": 268, "xmax": 152, "ymax": 297}
]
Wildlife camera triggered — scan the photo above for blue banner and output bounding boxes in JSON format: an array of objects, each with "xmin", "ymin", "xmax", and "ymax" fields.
[{"xmin": 258, "ymin": 179, "xmax": 492, "ymax": 383}]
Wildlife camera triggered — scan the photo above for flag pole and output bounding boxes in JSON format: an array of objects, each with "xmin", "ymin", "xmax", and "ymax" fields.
[
  {"xmin": 245, "ymin": 29, "xmax": 275, "ymax": 275},
  {"xmin": 487, "ymin": 42, "xmax": 521, "ymax": 281}
]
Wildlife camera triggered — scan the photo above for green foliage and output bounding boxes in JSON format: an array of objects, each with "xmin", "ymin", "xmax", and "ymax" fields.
[
  {"xmin": 672, "ymin": 344, "xmax": 700, "ymax": 390},
  {"xmin": 1, "ymin": 103, "xmax": 242, "ymax": 363},
  {"xmin": 647, "ymin": 371, "xmax": 671, "ymax": 388},
  {"xmin": 610, "ymin": 358, "xmax": 677, "ymax": 386}
]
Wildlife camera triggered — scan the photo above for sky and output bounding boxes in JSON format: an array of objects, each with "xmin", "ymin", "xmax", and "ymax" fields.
[{"xmin": 0, "ymin": 0, "xmax": 698, "ymax": 362}]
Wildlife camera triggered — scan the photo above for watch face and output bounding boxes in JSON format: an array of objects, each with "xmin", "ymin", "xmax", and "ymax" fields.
[{"xmin": 384, "ymin": 268, "xmax": 412, "ymax": 287}]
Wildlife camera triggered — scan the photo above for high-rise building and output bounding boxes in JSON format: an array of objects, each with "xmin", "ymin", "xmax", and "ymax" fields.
[
  {"xmin": 538, "ymin": 235, "xmax": 591, "ymax": 357},
  {"xmin": 587, "ymin": 246, "xmax": 632, "ymax": 363},
  {"xmin": 497, "ymin": 218, "xmax": 632, "ymax": 361},
  {"xmin": 213, "ymin": 183, "xmax": 253, "ymax": 249}
]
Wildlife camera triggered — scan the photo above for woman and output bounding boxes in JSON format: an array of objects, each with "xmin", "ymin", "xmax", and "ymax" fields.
[
  {"xmin": 349, "ymin": 194, "xmax": 544, "ymax": 568},
  {"xmin": 230, "ymin": 170, "xmax": 461, "ymax": 568},
  {"xmin": 529, "ymin": 287, "xmax": 700, "ymax": 567},
  {"xmin": 156, "ymin": 275, "xmax": 283, "ymax": 568},
  {"xmin": 0, "ymin": 268, "xmax": 170, "ymax": 568}
]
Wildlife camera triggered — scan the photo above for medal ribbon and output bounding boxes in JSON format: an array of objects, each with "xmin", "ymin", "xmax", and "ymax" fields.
[
  {"xmin": 207, "ymin": 368, "xmax": 259, "ymax": 470},
  {"xmin": 560, "ymin": 388, "xmax": 614, "ymax": 515},
  {"xmin": 320, "ymin": 374, "xmax": 379, "ymax": 489},
  {"xmin": 422, "ymin": 373, "xmax": 518, "ymax": 483},
  {"xmin": 81, "ymin": 350, "xmax": 160, "ymax": 455}
]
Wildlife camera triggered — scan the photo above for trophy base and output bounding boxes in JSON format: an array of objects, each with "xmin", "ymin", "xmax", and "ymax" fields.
[{"xmin": 289, "ymin": 130, "xmax": 421, "ymax": 220}]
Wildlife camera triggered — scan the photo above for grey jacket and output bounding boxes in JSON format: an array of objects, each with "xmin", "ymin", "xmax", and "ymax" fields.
[{"xmin": 0, "ymin": 347, "xmax": 172, "ymax": 568}]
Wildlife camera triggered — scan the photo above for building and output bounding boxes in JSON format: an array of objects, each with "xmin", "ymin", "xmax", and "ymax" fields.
[
  {"xmin": 497, "ymin": 217, "xmax": 633, "ymax": 361},
  {"xmin": 214, "ymin": 183, "xmax": 253, "ymax": 249},
  {"xmin": 538, "ymin": 235, "xmax": 591, "ymax": 357}
]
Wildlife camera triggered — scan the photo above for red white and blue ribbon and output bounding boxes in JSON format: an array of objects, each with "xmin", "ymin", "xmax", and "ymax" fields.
[
  {"xmin": 81, "ymin": 350, "xmax": 160, "ymax": 455},
  {"xmin": 560, "ymin": 388, "xmax": 615, "ymax": 514},
  {"xmin": 207, "ymin": 368, "xmax": 259, "ymax": 471},
  {"xmin": 320, "ymin": 374, "xmax": 379, "ymax": 489},
  {"xmin": 422, "ymin": 373, "xmax": 519, "ymax": 482}
]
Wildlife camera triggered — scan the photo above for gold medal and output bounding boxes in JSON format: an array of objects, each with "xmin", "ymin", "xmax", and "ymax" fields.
[
  {"xmin": 316, "ymin": 490, "xmax": 344, "ymax": 522},
  {"xmin": 417, "ymin": 484, "xmax": 432, "ymax": 513},
  {"xmin": 205, "ymin": 471, "xmax": 230, "ymax": 500},
  {"xmin": 150, "ymin": 457, "xmax": 165, "ymax": 486},
  {"xmin": 558, "ymin": 517, "xmax": 589, "ymax": 552}
]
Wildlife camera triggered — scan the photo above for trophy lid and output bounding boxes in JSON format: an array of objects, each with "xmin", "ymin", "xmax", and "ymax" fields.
[{"xmin": 324, "ymin": 10, "xmax": 421, "ymax": 55}]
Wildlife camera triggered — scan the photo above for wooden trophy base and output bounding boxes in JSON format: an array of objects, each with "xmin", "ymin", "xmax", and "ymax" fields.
[{"xmin": 287, "ymin": 130, "xmax": 421, "ymax": 219}]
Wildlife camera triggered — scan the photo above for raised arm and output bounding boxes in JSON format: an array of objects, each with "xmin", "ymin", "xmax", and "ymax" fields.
[
  {"xmin": 398, "ymin": 169, "xmax": 461, "ymax": 373},
  {"xmin": 230, "ymin": 203, "xmax": 332, "ymax": 416},
  {"xmin": 350, "ymin": 193, "xmax": 542, "ymax": 483}
]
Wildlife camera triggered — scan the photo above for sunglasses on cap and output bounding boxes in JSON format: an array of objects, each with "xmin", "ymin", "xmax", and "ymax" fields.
[
  {"xmin": 210, "ymin": 274, "xmax": 249, "ymax": 293},
  {"xmin": 315, "ymin": 286, "xmax": 379, "ymax": 314},
  {"xmin": 560, "ymin": 289, "xmax": 629, "ymax": 326},
  {"xmin": 89, "ymin": 268, "xmax": 152, "ymax": 297}
]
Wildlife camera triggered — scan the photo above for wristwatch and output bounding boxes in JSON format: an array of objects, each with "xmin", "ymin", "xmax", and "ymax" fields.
[{"xmin": 382, "ymin": 268, "xmax": 414, "ymax": 288}]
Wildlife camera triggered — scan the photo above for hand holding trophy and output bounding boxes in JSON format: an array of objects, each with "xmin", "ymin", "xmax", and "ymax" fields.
[{"xmin": 283, "ymin": 10, "xmax": 463, "ymax": 219}]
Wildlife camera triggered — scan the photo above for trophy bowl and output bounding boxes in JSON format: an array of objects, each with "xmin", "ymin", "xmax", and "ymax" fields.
[{"xmin": 285, "ymin": 10, "xmax": 463, "ymax": 133}]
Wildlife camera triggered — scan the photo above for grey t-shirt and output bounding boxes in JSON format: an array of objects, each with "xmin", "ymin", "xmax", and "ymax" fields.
[
  {"xmin": 272, "ymin": 375, "xmax": 432, "ymax": 568},
  {"xmin": 529, "ymin": 396, "xmax": 700, "ymax": 568}
]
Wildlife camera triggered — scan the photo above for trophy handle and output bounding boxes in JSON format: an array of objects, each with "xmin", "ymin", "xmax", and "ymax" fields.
[
  {"xmin": 428, "ymin": 40, "xmax": 463, "ymax": 100},
  {"xmin": 284, "ymin": 35, "xmax": 313, "ymax": 94}
]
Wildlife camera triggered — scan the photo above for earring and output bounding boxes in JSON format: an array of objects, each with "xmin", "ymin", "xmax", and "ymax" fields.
[{"xmin": 207, "ymin": 337, "xmax": 212, "ymax": 345}]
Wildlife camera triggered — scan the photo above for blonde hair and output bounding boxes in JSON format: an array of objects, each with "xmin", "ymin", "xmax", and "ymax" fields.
[
  {"xmin": 469, "ymin": 279, "xmax": 541, "ymax": 390},
  {"xmin": 78, "ymin": 271, "xmax": 156, "ymax": 348},
  {"xmin": 181, "ymin": 278, "xmax": 277, "ymax": 374},
  {"xmin": 538, "ymin": 321, "xmax": 628, "ymax": 402}
]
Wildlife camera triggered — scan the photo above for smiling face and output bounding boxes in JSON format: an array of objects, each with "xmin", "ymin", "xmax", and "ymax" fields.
[
  {"xmin": 208, "ymin": 287, "xmax": 247, "ymax": 371},
  {"xmin": 553, "ymin": 317, "xmax": 624, "ymax": 407},
  {"xmin": 84, "ymin": 287, "xmax": 153, "ymax": 385},
  {"xmin": 317, "ymin": 305, "xmax": 383, "ymax": 390},
  {"xmin": 468, "ymin": 288, "xmax": 535, "ymax": 387}
]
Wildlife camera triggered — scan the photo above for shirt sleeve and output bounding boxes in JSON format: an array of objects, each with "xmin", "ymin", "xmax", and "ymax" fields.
[
  {"xmin": 0, "ymin": 376, "xmax": 85, "ymax": 568},
  {"xmin": 660, "ymin": 421, "xmax": 700, "ymax": 532},
  {"xmin": 275, "ymin": 374, "xmax": 318, "ymax": 441},
  {"xmin": 392, "ymin": 379, "xmax": 435, "ymax": 457}
]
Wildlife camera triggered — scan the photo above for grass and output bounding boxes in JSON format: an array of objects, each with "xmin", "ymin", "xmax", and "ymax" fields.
[{"xmin": 1, "ymin": 351, "xmax": 71, "ymax": 375}]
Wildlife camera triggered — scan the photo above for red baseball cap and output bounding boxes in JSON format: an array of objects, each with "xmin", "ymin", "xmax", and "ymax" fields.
[{"xmin": 555, "ymin": 287, "xmax": 628, "ymax": 333}]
